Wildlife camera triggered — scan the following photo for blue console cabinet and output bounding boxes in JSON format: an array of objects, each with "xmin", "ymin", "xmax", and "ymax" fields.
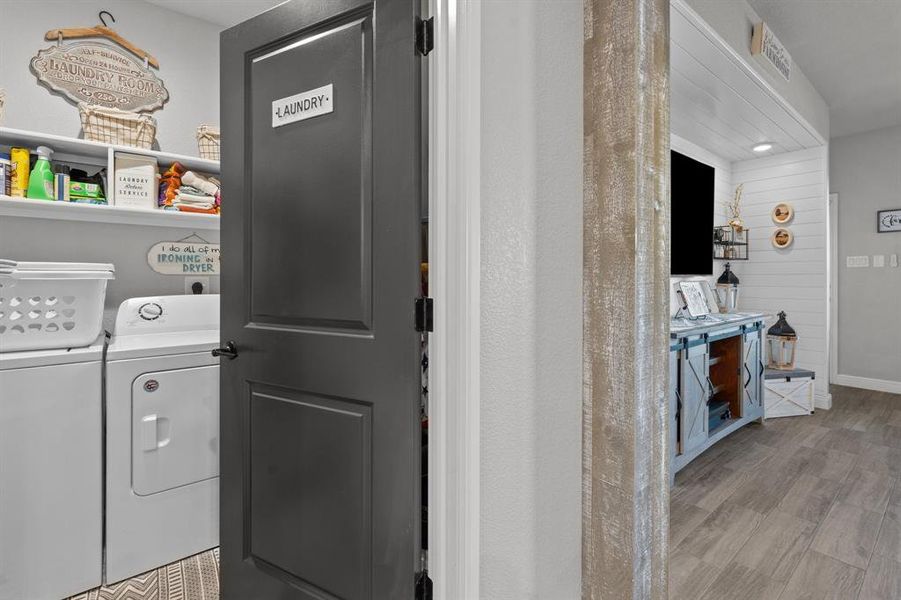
[{"xmin": 670, "ymin": 313, "xmax": 766, "ymax": 478}]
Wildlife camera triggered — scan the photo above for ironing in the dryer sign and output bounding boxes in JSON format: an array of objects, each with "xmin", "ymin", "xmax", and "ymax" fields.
[{"xmin": 272, "ymin": 83, "xmax": 333, "ymax": 127}]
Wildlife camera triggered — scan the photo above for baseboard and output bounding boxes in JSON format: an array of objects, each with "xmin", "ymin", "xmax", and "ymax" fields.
[
  {"xmin": 833, "ymin": 374, "xmax": 901, "ymax": 395},
  {"xmin": 814, "ymin": 391, "xmax": 832, "ymax": 411}
]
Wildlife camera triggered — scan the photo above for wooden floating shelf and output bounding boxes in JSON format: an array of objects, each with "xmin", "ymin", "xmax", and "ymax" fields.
[
  {"xmin": 0, "ymin": 127, "xmax": 219, "ymax": 173},
  {"xmin": 0, "ymin": 196, "xmax": 220, "ymax": 230},
  {"xmin": 0, "ymin": 127, "xmax": 220, "ymax": 230}
]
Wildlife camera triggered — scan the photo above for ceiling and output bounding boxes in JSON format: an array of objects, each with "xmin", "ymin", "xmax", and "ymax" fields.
[
  {"xmin": 747, "ymin": 0, "xmax": 901, "ymax": 139},
  {"xmin": 670, "ymin": 2, "xmax": 823, "ymax": 162},
  {"xmin": 142, "ymin": 0, "xmax": 285, "ymax": 28}
]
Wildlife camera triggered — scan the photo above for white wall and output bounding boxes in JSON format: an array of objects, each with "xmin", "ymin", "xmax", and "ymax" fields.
[
  {"xmin": 479, "ymin": 0, "xmax": 582, "ymax": 597},
  {"xmin": 730, "ymin": 146, "xmax": 830, "ymax": 405},
  {"xmin": 681, "ymin": 0, "xmax": 829, "ymax": 141},
  {"xmin": 0, "ymin": 0, "xmax": 220, "ymax": 156},
  {"xmin": 670, "ymin": 133, "xmax": 733, "ymax": 315},
  {"xmin": 831, "ymin": 125, "xmax": 901, "ymax": 390}
]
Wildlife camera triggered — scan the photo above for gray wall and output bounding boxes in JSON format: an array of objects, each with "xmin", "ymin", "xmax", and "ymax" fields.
[
  {"xmin": 480, "ymin": 0, "xmax": 582, "ymax": 597},
  {"xmin": 831, "ymin": 125, "xmax": 901, "ymax": 384},
  {"xmin": 0, "ymin": 0, "xmax": 220, "ymax": 156},
  {"xmin": 0, "ymin": 218, "xmax": 220, "ymax": 326}
]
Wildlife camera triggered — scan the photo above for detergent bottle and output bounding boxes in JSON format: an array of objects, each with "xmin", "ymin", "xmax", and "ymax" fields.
[{"xmin": 26, "ymin": 146, "xmax": 55, "ymax": 200}]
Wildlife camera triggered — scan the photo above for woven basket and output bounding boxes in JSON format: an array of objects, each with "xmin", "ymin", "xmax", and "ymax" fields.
[
  {"xmin": 79, "ymin": 104, "xmax": 157, "ymax": 149},
  {"xmin": 196, "ymin": 125, "xmax": 220, "ymax": 161}
]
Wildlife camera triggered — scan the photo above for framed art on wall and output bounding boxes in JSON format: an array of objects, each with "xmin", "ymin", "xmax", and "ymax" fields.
[
  {"xmin": 877, "ymin": 209, "xmax": 901, "ymax": 233},
  {"xmin": 772, "ymin": 228, "xmax": 794, "ymax": 248},
  {"xmin": 772, "ymin": 203, "xmax": 793, "ymax": 224}
]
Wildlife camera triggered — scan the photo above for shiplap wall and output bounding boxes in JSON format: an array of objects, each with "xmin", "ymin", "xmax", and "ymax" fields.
[
  {"xmin": 730, "ymin": 146, "xmax": 830, "ymax": 406},
  {"xmin": 670, "ymin": 134, "xmax": 732, "ymax": 315}
]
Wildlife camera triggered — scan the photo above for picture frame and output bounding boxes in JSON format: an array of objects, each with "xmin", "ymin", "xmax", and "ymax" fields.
[
  {"xmin": 771, "ymin": 227, "xmax": 793, "ymax": 249},
  {"xmin": 678, "ymin": 280, "xmax": 712, "ymax": 318},
  {"xmin": 877, "ymin": 209, "xmax": 901, "ymax": 233},
  {"xmin": 772, "ymin": 202, "xmax": 793, "ymax": 224}
]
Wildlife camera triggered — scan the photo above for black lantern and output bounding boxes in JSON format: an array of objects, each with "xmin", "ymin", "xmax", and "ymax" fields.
[
  {"xmin": 767, "ymin": 311, "xmax": 797, "ymax": 370},
  {"xmin": 714, "ymin": 262, "xmax": 740, "ymax": 313}
]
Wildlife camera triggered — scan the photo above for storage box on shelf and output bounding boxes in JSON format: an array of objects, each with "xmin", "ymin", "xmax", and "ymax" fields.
[{"xmin": 0, "ymin": 127, "xmax": 220, "ymax": 229}]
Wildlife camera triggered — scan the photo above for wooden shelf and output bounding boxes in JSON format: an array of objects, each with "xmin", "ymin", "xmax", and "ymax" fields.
[
  {"xmin": 0, "ymin": 127, "xmax": 219, "ymax": 173},
  {"xmin": 0, "ymin": 195, "xmax": 220, "ymax": 230},
  {"xmin": 0, "ymin": 128, "xmax": 220, "ymax": 230}
]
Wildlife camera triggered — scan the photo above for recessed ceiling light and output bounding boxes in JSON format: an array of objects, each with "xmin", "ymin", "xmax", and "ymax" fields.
[{"xmin": 753, "ymin": 143, "xmax": 773, "ymax": 153}]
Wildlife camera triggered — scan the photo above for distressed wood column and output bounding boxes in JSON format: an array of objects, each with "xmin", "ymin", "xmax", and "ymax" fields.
[{"xmin": 582, "ymin": 0, "xmax": 670, "ymax": 598}]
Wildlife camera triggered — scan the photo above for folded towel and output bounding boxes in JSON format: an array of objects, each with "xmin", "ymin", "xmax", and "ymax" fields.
[
  {"xmin": 172, "ymin": 193, "xmax": 216, "ymax": 205},
  {"xmin": 182, "ymin": 171, "xmax": 219, "ymax": 196},
  {"xmin": 176, "ymin": 204, "xmax": 219, "ymax": 214}
]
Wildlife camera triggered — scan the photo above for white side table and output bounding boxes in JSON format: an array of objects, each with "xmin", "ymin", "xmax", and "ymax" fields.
[{"xmin": 764, "ymin": 368, "xmax": 815, "ymax": 418}]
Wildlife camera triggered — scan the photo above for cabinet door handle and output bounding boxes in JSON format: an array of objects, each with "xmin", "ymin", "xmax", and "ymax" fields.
[
  {"xmin": 744, "ymin": 363, "xmax": 752, "ymax": 389},
  {"xmin": 759, "ymin": 360, "xmax": 764, "ymax": 377}
]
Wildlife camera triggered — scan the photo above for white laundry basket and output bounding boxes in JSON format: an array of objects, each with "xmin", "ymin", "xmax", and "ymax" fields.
[{"xmin": 0, "ymin": 261, "xmax": 115, "ymax": 352}]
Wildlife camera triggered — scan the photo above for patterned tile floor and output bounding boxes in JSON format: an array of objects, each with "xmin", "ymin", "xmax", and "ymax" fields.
[
  {"xmin": 670, "ymin": 385, "xmax": 901, "ymax": 599},
  {"xmin": 67, "ymin": 548, "xmax": 219, "ymax": 600}
]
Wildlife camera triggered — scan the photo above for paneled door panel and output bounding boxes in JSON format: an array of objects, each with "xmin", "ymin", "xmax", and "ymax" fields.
[
  {"xmin": 743, "ymin": 328, "xmax": 763, "ymax": 419},
  {"xmin": 220, "ymin": 1, "xmax": 423, "ymax": 598},
  {"xmin": 680, "ymin": 343, "xmax": 709, "ymax": 454}
]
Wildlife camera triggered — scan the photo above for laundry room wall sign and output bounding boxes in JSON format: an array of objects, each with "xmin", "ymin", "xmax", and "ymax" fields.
[
  {"xmin": 31, "ymin": 42, "xmax": 169, "ymax": 112},
  {"xmin": 272, "ymin": 83, "xmax": 333, "ymax": 127},
  {"xmin": 148, "ymin": 241, "xmax": 220, "ymax": 275}
]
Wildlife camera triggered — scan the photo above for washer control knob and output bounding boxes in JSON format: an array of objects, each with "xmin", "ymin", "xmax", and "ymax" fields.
[{"xmin": 138, "ymin": 302, "xmax": 163, "ymax": 321}]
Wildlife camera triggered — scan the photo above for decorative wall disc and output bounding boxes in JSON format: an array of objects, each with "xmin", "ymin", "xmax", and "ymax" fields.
[
  {"xmin": 771, "ymin": 227, "xmax": 793, "ymax": 249},
  {"xmin": 772, "ymin": 202, "xmax": 793, "ymax": 224}
]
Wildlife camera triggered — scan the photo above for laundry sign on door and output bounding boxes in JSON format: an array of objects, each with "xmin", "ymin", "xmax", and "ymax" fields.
[
  {"xmin": 148, "ymin": 241, "xmax": 220, "ymax": 274},
  {"xmin": 272, "ymin": 83, "xmax": 333, "ymax": 127}
]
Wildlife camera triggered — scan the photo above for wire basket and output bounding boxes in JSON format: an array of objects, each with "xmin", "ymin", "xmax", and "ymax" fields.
[
  {"xmin": 196, "ymin": 125, "xmax": 220, "ymax": 161},
  {"xmin": 79, "ymin": 104, "xmax": 157, "ymax": 149}
]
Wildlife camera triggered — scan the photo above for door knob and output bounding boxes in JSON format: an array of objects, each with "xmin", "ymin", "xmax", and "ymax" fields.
[{"xmin": 212, "ymin": 341, "xmax": 238, "ymax": 359}]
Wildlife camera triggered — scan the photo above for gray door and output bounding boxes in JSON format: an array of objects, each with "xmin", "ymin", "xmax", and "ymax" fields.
[
  {"xmin": 743, "ymin": 328, "xmax": 763, "ymax": 418},
  {"xmin": 219, "ymin": 1, "xmax": 423, "ymax": 598},
  {"xmin": 680, "ymin": 342, "xmax": 709, "ymax": 453}
]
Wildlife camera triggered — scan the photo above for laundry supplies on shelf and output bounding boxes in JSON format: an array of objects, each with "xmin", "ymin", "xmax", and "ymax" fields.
[
  {"xmin": 158, "ymin": 162, "xmax": 220, "ymax": 214},
  {"xmin": 114, "ymin": 152, "xmax": 158, "ymax": 210}
]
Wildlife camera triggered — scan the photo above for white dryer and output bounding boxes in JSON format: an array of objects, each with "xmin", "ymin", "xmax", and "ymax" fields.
[
  {"xmin": 0, "ymin": 340, "xmax": 105, "ymax": 600},
  {"xmin": 105, "ymin": 294, "xmax": 220, "ymax": 584}
]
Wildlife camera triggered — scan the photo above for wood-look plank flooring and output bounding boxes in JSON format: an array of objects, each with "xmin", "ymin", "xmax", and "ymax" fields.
[{"xmin": 671, "ymin": 385, "xmax": 901, "ymax": 600}]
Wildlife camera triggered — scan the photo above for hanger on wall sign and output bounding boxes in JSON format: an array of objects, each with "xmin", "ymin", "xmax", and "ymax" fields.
[
  {"xmin": 44, "ymin": 10, "xmax": 160, "ymax": 69},
  {"xmin": 177, "ymin": 232, "xmax": 213, "ymax": 245}
]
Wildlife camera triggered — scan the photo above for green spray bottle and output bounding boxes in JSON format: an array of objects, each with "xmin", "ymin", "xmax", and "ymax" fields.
[{"xmin": 26, "ymin": 146, "xmax": 55, "ymax": 200}]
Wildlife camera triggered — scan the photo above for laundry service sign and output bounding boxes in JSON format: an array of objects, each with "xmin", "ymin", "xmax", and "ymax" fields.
[
  {"xmin": 148, "ymin": 241, "xmax": 220, "ymax": 275},
  {"xmin": 272, "ymin": 83, "xmax": 333, "ymax": 127}
]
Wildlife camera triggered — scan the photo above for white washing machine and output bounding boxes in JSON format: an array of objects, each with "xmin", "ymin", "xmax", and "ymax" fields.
[
  {"xmin": 105, "ymin": 294, "xmax": 220, "ymax": 584},
  {"xmin": 0, "ymin": 340, "xmax": 104, "ymax": 600}
]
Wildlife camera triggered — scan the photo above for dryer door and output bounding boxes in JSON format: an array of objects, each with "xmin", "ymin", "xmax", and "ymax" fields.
[{"xmin": 132, "ymin": 365, "xmax": 219, "ymax": 496}]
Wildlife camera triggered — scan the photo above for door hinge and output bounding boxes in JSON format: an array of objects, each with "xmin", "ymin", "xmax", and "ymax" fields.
[
  {"xmin": 416, "ymin": 17, "xmax": 434, "ymax": 56},
  {"xmin": 415, "ymin": 297, "xmax": 434, "ymax": 332},
  {"xmin": 414, "ymin": 570, "xmax": 433, "ymax": 600},
  {"xmin": 415, "ymin": 550, "xmax": 432, "ymax": 600}
]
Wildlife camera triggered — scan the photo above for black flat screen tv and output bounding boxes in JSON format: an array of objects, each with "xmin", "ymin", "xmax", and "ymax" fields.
[{"xmin": 671, "ymin": 150, "xmax": 715, "ymax": 276}]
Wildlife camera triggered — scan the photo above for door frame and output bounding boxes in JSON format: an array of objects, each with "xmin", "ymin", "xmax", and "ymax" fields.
[
  {"xmin": 427, "ymin": 1, "xmax": 481, "ymax": 599},
  {"xmin": 828, "ymin": 192, "xmax": 838, "ymax": 385}
]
